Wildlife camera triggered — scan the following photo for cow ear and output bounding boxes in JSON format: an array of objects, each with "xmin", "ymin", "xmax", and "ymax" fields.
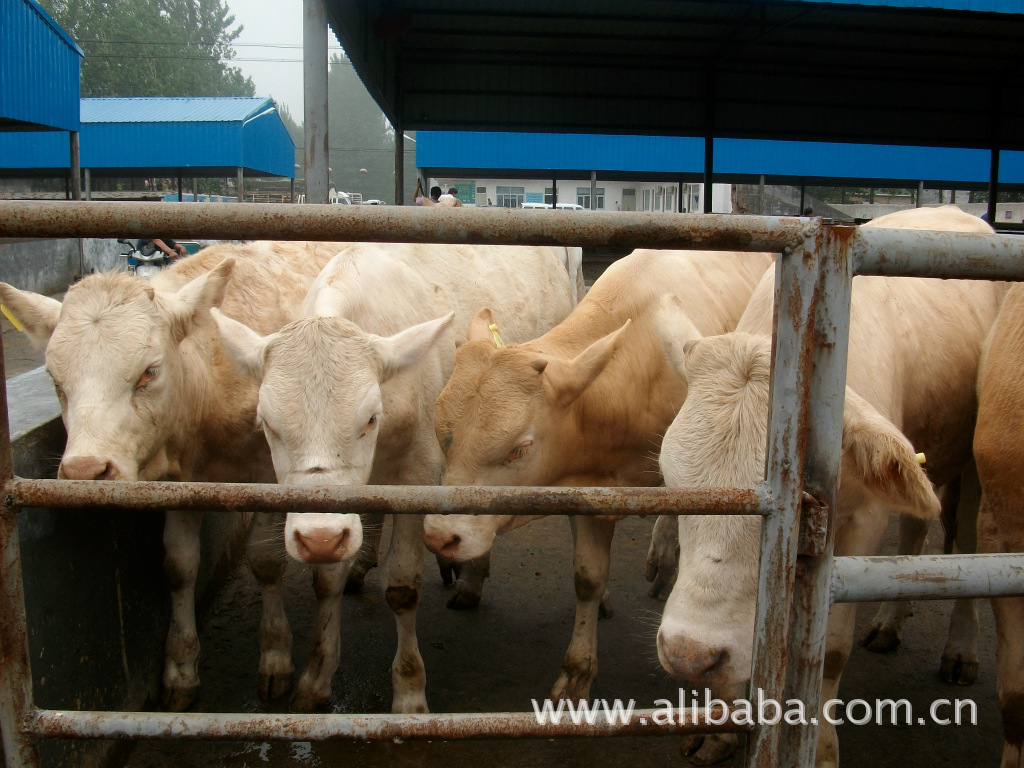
[
  {"xmin": 164, "ymin": 257, "xmax": 236, "ymax": 343},
  {"xmin": 210, "ymin": 307, "xmax": 269, "ymax": 382},
  {"xmin": 841, "ymin": 388, "xmax": 940, "ymax": 518},
  {"xmin": 655, "ymin": 293, "xmax": 703, "ymax": 377},
  {"xmin": 371, "ymin": 312, "xmax": 456, "ymax": 382},
  {"xmin": 0, "ymin": 283, "xmax": 62, "ymax": 350},
  {"xmin": 467, "ymin": 307, "xmax": 496, "ymax": 343},
  {"xmin": 543, "ymin": 320, "xmax": 631, "ymax": 406}
]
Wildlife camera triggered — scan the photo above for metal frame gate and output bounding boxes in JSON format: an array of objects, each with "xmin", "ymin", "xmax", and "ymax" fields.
[{"xmin": 1, "ymin": 201, "xmax": 1023, "ymax": 768}]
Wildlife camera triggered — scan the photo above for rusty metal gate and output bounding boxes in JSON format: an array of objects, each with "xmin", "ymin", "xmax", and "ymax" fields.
[{"xmin": 1, "ymin": 201, "xmax": 1023, "ymax": 768}]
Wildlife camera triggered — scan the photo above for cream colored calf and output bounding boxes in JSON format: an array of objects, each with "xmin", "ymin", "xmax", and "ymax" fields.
[
  {"xmin": 656, "ymin": 206, "xmax": 1005, "ymax": 767},
  {"xmin": 0, "ymin": 241, "xmax": 346, "ymax": 711},
  {"xmin": 212, "ymin": 242, "xmax": 575, "ymax": 712}
]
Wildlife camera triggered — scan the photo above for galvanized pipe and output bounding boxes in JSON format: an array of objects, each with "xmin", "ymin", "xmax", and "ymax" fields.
[
  {"xmin": 0, "ymin": 201, "xmax": 812, "ymax": 252},
  {"xmin": 852, "ymin": 226, "xmax": 1024, "ymax": 280},
  {"xmin": 3, "ymin": 478, "xmax": 768, "ymax": 518},
  {"xmin": 831, "ymin": 553, "xmax": 1024, "ymax": 604},
  {"xmin": 26, "ymin": 706, "xmax": 752, "ymax": 742}
]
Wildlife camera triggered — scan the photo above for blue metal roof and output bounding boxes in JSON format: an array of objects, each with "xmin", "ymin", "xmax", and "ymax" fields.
[
  {"xmin": 0, "ymin": 0, "xmax": 83, "ymax": 132},
  {"xmin": 787, "ymin": 0, "xmax": 1024, "ymax": 10},
  {"xmin": 417, "ymin": 132, "xmax": 1024, "ymax": 186},
  {"xmin": 0, "ymin": 98, "xmax": 294, "ymax": 178}
]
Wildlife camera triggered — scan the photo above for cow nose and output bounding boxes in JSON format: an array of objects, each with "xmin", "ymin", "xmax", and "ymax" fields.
[
  {"xmin": 423, "ymin": 530, "xmax": 461, "ymax": 558},
  {"xmin": 657, "ymin": 630, "xmax": 724, "ymax": 681},
  {"xmin": 293, "ymin": 528, "xmax": 352, "ymax": 564},
  {"xmin": 59, "ymin": 456, "xmax": 120, "ymax": 480}
]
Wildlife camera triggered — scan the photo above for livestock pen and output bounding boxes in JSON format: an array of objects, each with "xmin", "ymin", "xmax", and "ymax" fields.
[{"xmin": 0, "ymin": 201, "xmax": 1022, "ymax": 768}]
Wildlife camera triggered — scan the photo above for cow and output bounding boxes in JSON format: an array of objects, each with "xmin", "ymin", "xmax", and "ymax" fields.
[
  {"xmin": 655, "ymin": 206, "xmax": 1005, "ymax": 766},
  {"xmin": 210, "ymin": 242, "xmax": 576, "ymax": 712},
  {"xmin": 423, "ymin": 247, "xmax": 775, "ymax": 702},
  {"xmin": 974, "ymin": 281, "xmax": 1024, "ymax": 768},
  {"xmin": 0, "ymin": 241, "xmax": 348, "ymax": 712}
]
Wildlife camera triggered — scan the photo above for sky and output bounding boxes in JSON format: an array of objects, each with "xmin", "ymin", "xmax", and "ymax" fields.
[{"xmin": 225, "ymin": 0, "xmax": 346, "ymax": 120}]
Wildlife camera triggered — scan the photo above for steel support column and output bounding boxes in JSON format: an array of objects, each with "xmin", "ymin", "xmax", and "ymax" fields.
[{"xmin": 303, "ymin": 0, "xmax": 329, "ymax": 204}]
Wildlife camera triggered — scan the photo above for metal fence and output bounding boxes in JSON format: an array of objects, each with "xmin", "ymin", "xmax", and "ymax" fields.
[{"xmin": 1, "ymin": 201, "xmax": 1023, "ymax": 768}]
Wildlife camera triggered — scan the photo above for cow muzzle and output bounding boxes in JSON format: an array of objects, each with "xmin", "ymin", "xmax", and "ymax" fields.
[
  {"xmin": 657, "ymin": 628, "xmax": 727, "ymax": 683},
  {"xmin": 59, "ymin": 455, "xmax": 125, "ymax": 481}
]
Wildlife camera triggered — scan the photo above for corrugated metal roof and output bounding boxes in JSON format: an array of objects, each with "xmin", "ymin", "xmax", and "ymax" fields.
[
  {"xmin": 0, "ymin": 98, "xmax": 295, "ymax": 178},
  {"xmin": 417, "ymin": 131, "xmax": 1024, "ymax": 185},
  {"xmin": 0, "ymin": 0, "xmax": 82, "ymax": 132},
  {"xmin": 81, "ymin": 98, "xmax": 277, "ymax": 124}
]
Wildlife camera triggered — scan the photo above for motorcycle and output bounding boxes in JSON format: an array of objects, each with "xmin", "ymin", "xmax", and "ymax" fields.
[{"xmin": 118, "ymin": 239, "xmax": 173, "ymax": 280}]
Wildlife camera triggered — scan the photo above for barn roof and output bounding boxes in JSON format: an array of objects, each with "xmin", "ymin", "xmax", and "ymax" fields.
[
  {"xmin": 328, "ymin": 0, "xmax": 1024, "ymax": 152},
  {"xmin": 0, "ymin": 0, "xmax": 83, "ymax": 132},
  {"xmin": 0, "ymin": 97, "xmax": 295, "ymax": 178},
  {"xmin": 416, "ymin": 131, "xmax": 1024, "ymax": 187}
]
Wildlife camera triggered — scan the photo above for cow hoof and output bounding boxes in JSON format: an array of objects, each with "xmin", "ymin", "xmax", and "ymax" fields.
[
  {"xmin": 392, "ymin": 695, "xmax": 429, "ymax": 714},
  {"xmin": 161, "ymin": 683, "xmax": 199, "ymax": 712},
  {"xmin": 551, "ymin": 668, "xmax": 594, "ymax": 702},
  {"xmin": 859, "ymin": 626, "xmax": 901, "ymax": 653},
  {"xmin": 259, "ymin": 670, "xmax": 294, "ymax": 701},
  {"xmin": 939, "ymin": 655, "xmax": 979, "ymax": 686},
  {"xmin": 599, "ymin": 590, "xmax": 614, "ymax": 619},
  {"xmin": 446, "ymin": 581, "xmax": 482, "ymax": 610},
  {"xmin": 290, "ymin": 687, "xmax": 330, "ymax": 713},
  {"xmin": 681, "ymin": 734, "xmax": 737, "ymax": 765}
]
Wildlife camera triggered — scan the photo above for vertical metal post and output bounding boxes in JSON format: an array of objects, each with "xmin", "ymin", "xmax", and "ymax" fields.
[
  {"xmin": 703, "ymin": 70, "xmax": 715, "ymax": 214},
  {"xmin": 987, "ymin": 147, "xmax": 1000, "ymax": 225},
  {"xmin": 551, "ymin": 177, "xmax": 557, "ymax": 208},
  {"xmin": 916, "ymin": 180, "xmax": 924, "ymax": 208},
  {"xmin": 69, "ymin": 131, "xmax": 81, "ymax": 201},
  {"xmin": 177, "ymin": 176, "xmax": 183, "ymax": 203},
  {"xmin": 0, "ymin": 339, "xmax": 41, "ymax": 768},
  {"xmin": 303, "ymin": 0, "xmax": 329, "ymax": 204},
  {"xmin": 83, "ymin": 168, "xmax": 91, "ymax": 201},
  {"xmin": 237, "ymin": 168, "xmax": 244, "ymax": 203},
  {"xmin": 759, "ymin": 175, "xmax": 765, "ymax": 215},
  {"xmin": 777, "ymin": 226, "xmax": 854, "ymax": 767},
  {"xmin": 394, "ymin": 126, "xmax": 405, "ymax": 205},
  {"xmin": 744, "ymin": 222, "xmax": 822, "ymax": 768},
  {"xmin": 590, "ymin": 170, "xmax": 597, "ymax": 211}
]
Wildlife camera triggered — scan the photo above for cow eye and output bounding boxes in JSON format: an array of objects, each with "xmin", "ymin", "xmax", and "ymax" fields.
[
  {"xmin": 136, "ymin": 366, "xmax": 159, "ymax": 389},
  {"xmin": 505, "ymin": 440, "xmax": 533, "ymax": 464},
  {"xmin": 360, "ymin": 413, "xmax": 380, "ymax": 437}
]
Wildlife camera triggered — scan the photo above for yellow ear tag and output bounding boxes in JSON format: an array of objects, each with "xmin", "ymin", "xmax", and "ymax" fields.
[
  {"xmin": 915, "ymin": 452, "xmax": 926, "ymax": 465},
  {"xmin": 488, "ymin": 323, "xmax": 505, "ymax": 348},
  {"xmin": 1, "ymin": 305, "xmax": 24, "ymax": 333}
]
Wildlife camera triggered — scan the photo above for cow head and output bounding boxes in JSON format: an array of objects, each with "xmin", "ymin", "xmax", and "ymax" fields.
[
  {"xmin": 423, "ymin": 308, "xmax": 630, "ymax": 561},
  {"xmin": 654, "ymin": 330, "xmax": 940, "ymax": 691},
  {"xmin": 212, "ymin": 309, "xmax": 454, "ymax": 564},
  {"xmin": 0, "ymin": 260, "xmax": 235, "ymax": 482}
]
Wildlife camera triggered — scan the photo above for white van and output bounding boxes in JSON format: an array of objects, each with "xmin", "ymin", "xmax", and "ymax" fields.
[
  {"xmin": 555, "ymin": 203, "xmax": 585, "ymax": 211},
  {"xmin": 521, "ymin": 202, "xmax": 552, "ymax": 210}
]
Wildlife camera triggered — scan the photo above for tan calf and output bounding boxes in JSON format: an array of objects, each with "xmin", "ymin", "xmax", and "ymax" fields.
[
  {"xmin": 974, "ymin": 281, "xmax": 1024, "ymax": 768},
  {"xmin": 425, "ymin": 247, "xmax": 774, "ymax": 702}
]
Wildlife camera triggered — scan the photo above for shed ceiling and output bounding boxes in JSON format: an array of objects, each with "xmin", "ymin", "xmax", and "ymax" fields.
[{"xmin": 327, "ymin": 1, "xmax": 1024, "ymax": 152}]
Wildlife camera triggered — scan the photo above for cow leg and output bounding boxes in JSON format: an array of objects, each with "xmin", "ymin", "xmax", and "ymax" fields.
[
  {"xmin": 345, "ymin": 512, "xmax": 383, "ymax": 593},
  {"xmin": 162, "ymin": 509, "xmax": 203, "ymax": 711},
  {"xmin": 292, "ymin": 560, "xmax": 349, "ymax": 712},
  {"xmin": 645, "ymin": 514, "xmax": 679, "ymax": 600},
  {"xmin": 551, "ymin": 516, "xmax": 615, "ymax": 702},
  {"xmin": 940, "ymin": 463, "xmax": 981, "ymax": 686},
  {"xmin": 247, "ymin": 511, "xmax": 294, "ymax": 700},
  {"xmin": 383, "ymin": 513, "xmax": 428, "ymax": 713},
  {"xmin": 680, "ymin": 682, "xmax": 743, "ymax": 765},
  {"xmin": 445, "ymin": 552, "xmax": 491, "ymax": 610},
  {"xmin": 859, "ymin": 512, "xmax": 929, "ymax": 653}
]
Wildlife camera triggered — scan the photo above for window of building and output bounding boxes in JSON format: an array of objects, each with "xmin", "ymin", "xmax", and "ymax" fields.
[
  {"xmin": 642, "ymin": 189, "xmax": 652, "ymax": 211},
  {"xmin": 621, "ymin": 188, "xmax": 636, "ymax": 211},
  {"xmin": 544, "ymin": 187, "xmax": 560, "ymax": 206},
  {"xmin": 576, "ymin": 186, "xmax": 605, "ymax": 210},
  {"xmin": 496, "ymin": 186, "xmax": 525, "ymax": 208}
]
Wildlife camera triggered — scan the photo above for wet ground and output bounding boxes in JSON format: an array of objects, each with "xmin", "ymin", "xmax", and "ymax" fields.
[{"xmin": 113, "ymin": 514, "xmax": 1003, "ymax": 768}]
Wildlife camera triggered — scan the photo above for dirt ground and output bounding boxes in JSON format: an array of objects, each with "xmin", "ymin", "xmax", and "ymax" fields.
[{"xmin": 1, "ymin": 290, "xmax": 1006, "ymax": 768}]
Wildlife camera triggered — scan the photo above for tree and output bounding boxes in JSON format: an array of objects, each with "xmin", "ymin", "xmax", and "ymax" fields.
[{"xmin": 39, "ymin": 0, "xmax": 254, "ymax": 98}]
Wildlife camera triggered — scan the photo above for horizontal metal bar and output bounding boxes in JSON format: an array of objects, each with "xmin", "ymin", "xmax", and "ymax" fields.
[
  {"xmin": 26, "ymin": 707, "xmax": 753, "ymax": 741},
  {"xmin": 3, "ymin": 478, "xmax": 768, "ymax": 517},
  {"xmin": 852, "ymin": 227, "xmax": 1024, "ymax": 279},
  {"xmin": 0, "ymin": 200, "xmax": 811, "ymax": 253},
  {"xmin": 830, "ymin": 553, "xmax": 1024, "ymax": 604}
]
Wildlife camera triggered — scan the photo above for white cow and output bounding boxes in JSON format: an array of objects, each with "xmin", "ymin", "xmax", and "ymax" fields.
[
  {"xmin": 211, "ymin": 242, "xmax": 576, "ymax": 712},
  {"xmin": 655, "ymin": 206, "xmax": 1005, "ymax": 766},
  {"xmin": 423, "ymin": 248, "xmax": 774, "ymax": 702},
  {"xmin": 0, "ymin": 241, "xmax": 348, "ymax": 712}
]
